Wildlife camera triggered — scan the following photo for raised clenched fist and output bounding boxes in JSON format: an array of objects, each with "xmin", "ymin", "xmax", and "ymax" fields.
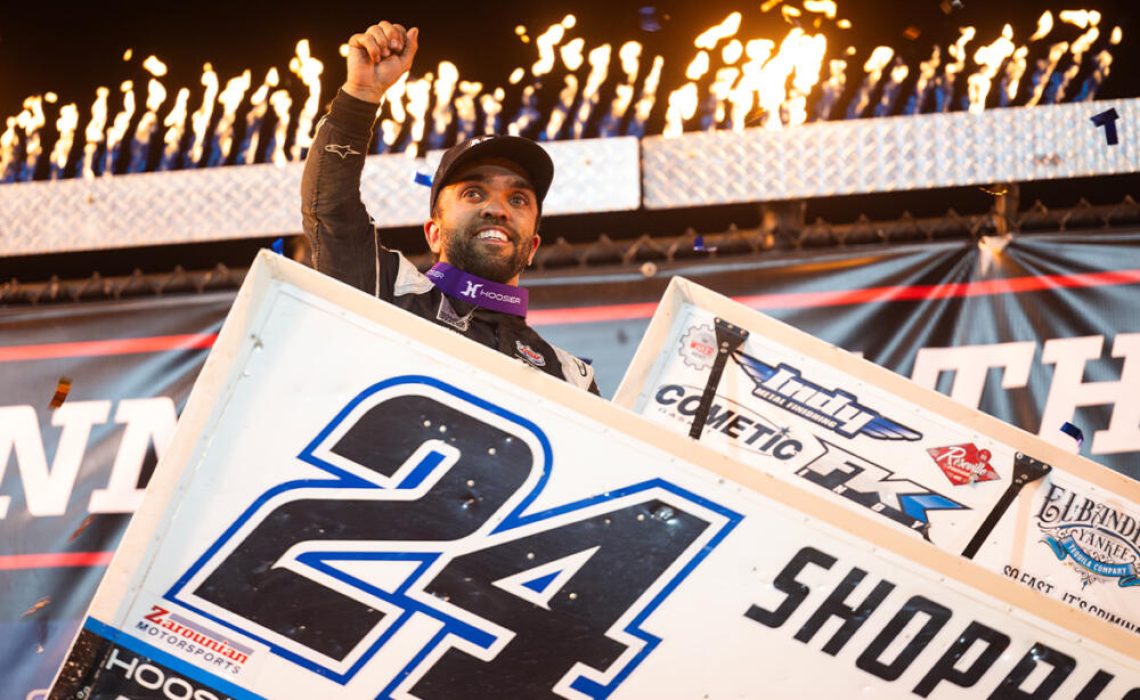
[{"xmin": 342, "ymin": 21, "xmax": 419, "ymax": 103}]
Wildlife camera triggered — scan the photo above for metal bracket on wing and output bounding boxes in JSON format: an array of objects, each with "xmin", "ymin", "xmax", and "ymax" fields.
[
  {"xmin": 961, "ymin": 451, "xmax": 1053, "ymax": 559},
  {"xmin": 689, "ymin": 318, "xmax": 750, "ymax": 440}
]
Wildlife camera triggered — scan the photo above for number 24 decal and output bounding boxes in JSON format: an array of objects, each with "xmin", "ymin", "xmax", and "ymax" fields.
[{"xmin": 168, "ymin": 377, "xmax": 740, "ymax": 698}]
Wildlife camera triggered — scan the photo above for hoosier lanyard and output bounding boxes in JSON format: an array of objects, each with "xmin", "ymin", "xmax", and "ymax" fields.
[{"xmin": 425, "ymin": 263, "xmax": 529, "ymax": 317}]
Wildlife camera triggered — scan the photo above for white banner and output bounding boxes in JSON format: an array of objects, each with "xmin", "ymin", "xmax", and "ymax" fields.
[
  {"xmin": 51, "ymin": 255, "xmax": 1138, "ymax": 698},
  {"xmin": 614, "ymin": 276, "xmax": 1140, "ymax": 640}
]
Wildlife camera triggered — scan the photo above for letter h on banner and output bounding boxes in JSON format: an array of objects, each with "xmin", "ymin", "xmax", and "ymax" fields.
[{"xmin": 1040, "ymin": 334, "xmax": 1140, "ymax": 455}]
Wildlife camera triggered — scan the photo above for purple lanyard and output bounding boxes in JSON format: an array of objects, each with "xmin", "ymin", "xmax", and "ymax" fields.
[{"xmin": 426, "ymin": 263, "xmax": 529, "ymax": 317}]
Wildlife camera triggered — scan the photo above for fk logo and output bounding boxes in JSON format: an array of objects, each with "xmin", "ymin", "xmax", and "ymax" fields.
[{"xmin": 462, "ymin": 281, "xmax": 484, "ymax": 298}]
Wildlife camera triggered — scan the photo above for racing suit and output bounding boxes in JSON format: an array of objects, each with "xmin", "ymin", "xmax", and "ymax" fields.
[{"xmin": 301, "ymin": 90, "xmax": 599, "ymax": 394}]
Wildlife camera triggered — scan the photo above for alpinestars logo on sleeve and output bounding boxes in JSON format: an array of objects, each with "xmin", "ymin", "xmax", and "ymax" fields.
[{"xmin": 325, "ymin": 144, "xmax": 362, "ymax": 159}]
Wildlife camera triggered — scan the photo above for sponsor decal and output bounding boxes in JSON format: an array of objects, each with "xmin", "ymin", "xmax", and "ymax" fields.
[
  {"xmin": 744, "ymin": 545, "xmax": 1135, "ymax": 695},
  {"xmin": 166, "ymin": 378, "xmax": 739, "ymax": 695},
  {"xmin": 926, "ymin": 444, "xmax": 1000, "ymax": 486},
  {"xmin": 426, "ymin": 263, "xmax": 528, "ymax": 316},
  {"xmin": 734, "ymin": 353, "xmax": 922, "ymax": 441},
  {"xmin": 653, "ymin": 384, "xmax": 804, "ymax": 461},
  {"xmin": 679, "ymin": 324, "xmax": 717, "ymax": 371},
  {"xmin": 798, "ymin": 441, "xmax": 966, "ymax": 536},
  {"xmin": 515, "ymin": 341, "xmax": 547, "ymax": 367},
  {"xmin": 653, "ymin": 384, "xmax": 960, "ymax": 537},
  {"xmin": 323, "ymin": 144, "xmax": 361, "ymax": 159},
  {"xmin": 1037, "ymin": 483, "xmax": 1140, "ymax": 589},
  {"xmin": 51, "ymin": 621, "xmax": 247, "ymax": 700},
  {"xmin": 136, "ymin": 605, "xmax": 252, "ymax": 674},
  {"xmin": 435, "ymin": 297, "xmax": 472, "ymax": 332},
  {"xmin": 479, "ymin": 289, "xmax": 522, "ymax": 304}
]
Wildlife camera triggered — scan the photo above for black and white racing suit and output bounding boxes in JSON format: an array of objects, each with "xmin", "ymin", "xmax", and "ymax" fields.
[{"xmin": 301, "ymin": 90, "xmax": 598, "ymax": 394}]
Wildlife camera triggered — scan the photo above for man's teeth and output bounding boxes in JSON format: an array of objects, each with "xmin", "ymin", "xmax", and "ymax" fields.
[{"xmin": 478, "ymin": 230, "xmax": 508, "ymax": 241}]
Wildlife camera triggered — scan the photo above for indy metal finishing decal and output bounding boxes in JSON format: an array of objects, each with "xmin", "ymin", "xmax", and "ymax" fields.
[{"xmin": 734, "ymin": 353, "xmax": 923, "ymax": 442}]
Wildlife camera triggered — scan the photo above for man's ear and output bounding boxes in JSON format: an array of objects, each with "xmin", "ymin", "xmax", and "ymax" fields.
[
  {"xmin": 424, "ymin": 220, "xmax": 442, "ymax": 255},
  {"xmin": 526, "ymin": 233, "xmax": 542, "ymax": 265}
]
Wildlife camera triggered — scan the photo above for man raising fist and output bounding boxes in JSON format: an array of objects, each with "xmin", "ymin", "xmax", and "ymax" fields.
[{"xmin": 301, "ymin": 21, "xmax": 598, "ymax": 393}]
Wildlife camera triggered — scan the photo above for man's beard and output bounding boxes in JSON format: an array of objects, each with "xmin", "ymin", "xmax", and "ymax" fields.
[{"xmin": 443, "ymin": 225, "xmax": 533, "ymax": 283}]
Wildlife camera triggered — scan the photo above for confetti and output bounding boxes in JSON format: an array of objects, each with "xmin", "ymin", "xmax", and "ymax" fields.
[
  {"xmin": 49, "ymin": 377, "xmax": 72, "ymax": 409},
  {"xmin": 1060, "ymin": 421, "xmax": 1085, "ymax": 446},
  {"xmin": 1090, "ymin": 108, "xmax": 1120, "ymax": 146},
  {"xmin": 270, "ymin": 237, "xmax": 285, "ymax": 255},
  {"xmin": 903, "ymin": 26, "xmax": 922, "ymax": 40},
  {"xmin": 22, "ymin": 597, "xmax": 51, "ymax": 618},
  {"xmin": 68, "ymin": 514, "xmax": 97, "ymax": 542},
  {"xmin": 639, "ymin": 7, "xmax": 665, "ymax": 32},
  {"xmin": 413, "ymin": 171, "xmax": 433, "ymax": 187}
]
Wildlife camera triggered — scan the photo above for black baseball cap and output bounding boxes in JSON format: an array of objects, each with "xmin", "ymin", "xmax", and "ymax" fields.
[{"xmin": 430, "ymin": 135, "xmax": 554, "ymax": 214}]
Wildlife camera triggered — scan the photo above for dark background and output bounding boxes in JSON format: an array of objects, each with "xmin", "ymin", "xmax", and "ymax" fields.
[
  {"xmin": 5, "ymin": 0, "xmax": 1139, "ymax": 119},
  {"xmin": 2, "ymin": 0, "xmax": 1138, "ymax": 282},
  {"xmin": 4, "ymin": 0, "xmax": 1137, "ymax": 115}
]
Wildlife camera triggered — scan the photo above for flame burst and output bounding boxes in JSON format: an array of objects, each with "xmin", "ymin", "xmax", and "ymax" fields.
[
  {"xmin": 103, "ymin": 81, "xmax": 136, "ymax": 175},
  {"xmin": 187, "ymin": 64, "xmax": 219, "ymax": 167},
  {"xmin": 289, "ymin": 40, "xmax": 324, "ymax": 161},
  {"xmin": 50, "ymin": 103, "xmax": 79, "ymax": 179},
  {"xmin": 81, "ymin": 87, "xmax": 110, "ymax": 179},
  {"xmin": 0, "ymin": 4, "xmax": 1127, "ymax": 180}
]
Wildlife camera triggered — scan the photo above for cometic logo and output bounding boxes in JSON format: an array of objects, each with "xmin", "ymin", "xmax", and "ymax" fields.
[
  {"xmin": 654, "ymin": 384, "xmax": 803, "ymax": 461},
  {"xmin": 734, "ymin": 354, "xmax": 922, "ymax": 441}
]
